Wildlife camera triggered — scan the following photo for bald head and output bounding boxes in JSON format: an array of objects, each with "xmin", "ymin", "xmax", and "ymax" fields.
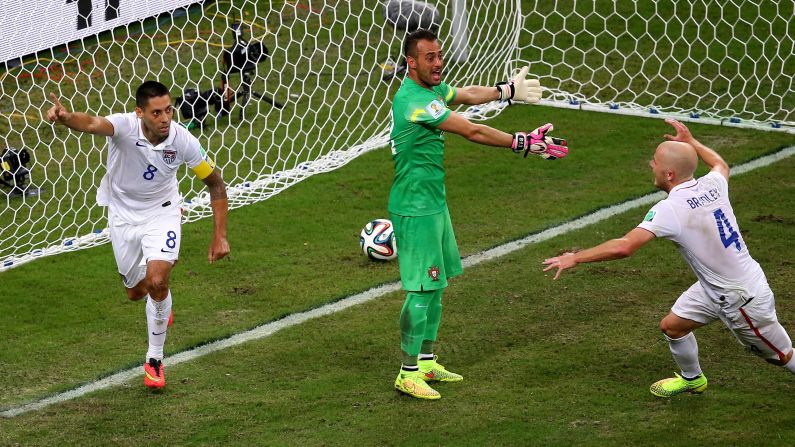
[{"xmin": 655, "ymin": 141, "xmax": 698, "ymax": 182}]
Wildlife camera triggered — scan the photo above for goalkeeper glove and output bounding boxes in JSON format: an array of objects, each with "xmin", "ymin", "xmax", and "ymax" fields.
[
  {"xmin": 496, "ymin": 66, "xmax": 542, "ymax": 104},
  {"xmin": 511, "ymin": 123, "xmax": 569, "ymax": 160}
]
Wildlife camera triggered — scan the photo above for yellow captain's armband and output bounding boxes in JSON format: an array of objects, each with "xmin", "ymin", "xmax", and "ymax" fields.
[
  {"xmin": 445, "ymin": 86, "xmax": 455, "ymax": 102},
  {"xmin": 192, "ymin": 159, "xmax": 215, "ymax": 180}
]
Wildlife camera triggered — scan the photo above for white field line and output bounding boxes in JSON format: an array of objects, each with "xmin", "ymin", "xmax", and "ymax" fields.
[{"xmin": 3, "ymin": 145, "xmax": 793, "ymax": 418}]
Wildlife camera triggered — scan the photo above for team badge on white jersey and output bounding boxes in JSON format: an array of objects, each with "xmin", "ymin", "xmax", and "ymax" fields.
[{"xmin": 163, "ymin": 150, "xmax": 177, "ymax": 164}]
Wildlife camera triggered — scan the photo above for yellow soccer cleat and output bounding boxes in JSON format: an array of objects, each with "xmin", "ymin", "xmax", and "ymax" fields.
[
  {"xmin": 394, "ymin": 370, "xmax": 441, "ymax": 400},
  {"xmin": 418, "ymin": 356, "xmax": 463, "ymax": 382},
  {"xmin": 650, "ymin": 372, "xmax": 707, "ymax": 398}
]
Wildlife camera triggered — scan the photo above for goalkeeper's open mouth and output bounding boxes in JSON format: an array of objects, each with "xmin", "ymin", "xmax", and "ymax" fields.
[{"xmin": 431, "ymin": 69, "xmax": 441, "ymax": 83}]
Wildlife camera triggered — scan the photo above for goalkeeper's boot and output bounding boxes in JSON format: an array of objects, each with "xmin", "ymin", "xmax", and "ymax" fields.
[
  {"xmin": 394, "ymin": 370, "xmax": 441, "ymax": 400},
  {"xmin": 649, "ymin": 372, "xmax": 707, "ymax": 398},
  {"xmin": 418, "ymin": 356, "xmax": 463, "ymax": 382},
  {"xmin": 144, "ymin": 358, "xmax": 166, "ymax": 389}
]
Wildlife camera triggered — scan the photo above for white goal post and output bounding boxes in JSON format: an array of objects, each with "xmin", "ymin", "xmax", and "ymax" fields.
[{"xmin": 1, "ymin": 0, "xmax": 792, "ymax": 271}]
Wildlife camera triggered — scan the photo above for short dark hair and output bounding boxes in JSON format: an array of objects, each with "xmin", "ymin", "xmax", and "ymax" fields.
[
  {"xmin": 135, "ymin": 81, "xmax": 170, "ymax": 108},
  {"xmin": 403, "ymin": 29, "xmax": 439, "ymax": 58}
]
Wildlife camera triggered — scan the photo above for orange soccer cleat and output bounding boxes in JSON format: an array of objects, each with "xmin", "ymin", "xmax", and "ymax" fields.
[{"xmin": 144, "ymin": 358, "xmax": 166, "ymax": 389}]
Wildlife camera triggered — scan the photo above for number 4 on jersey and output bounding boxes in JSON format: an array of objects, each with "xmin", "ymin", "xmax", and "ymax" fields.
[{"xmin": 713, "ymin": 208, "xmax": 741, "ymax": 251}]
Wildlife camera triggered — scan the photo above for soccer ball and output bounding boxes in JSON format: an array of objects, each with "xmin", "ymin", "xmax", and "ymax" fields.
[{"xmin": 359, "ymin": 219, "xmax": 397, "ymax": 261}]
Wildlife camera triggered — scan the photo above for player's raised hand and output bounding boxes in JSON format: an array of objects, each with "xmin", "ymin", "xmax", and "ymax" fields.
[
  {"xmin": 511, "ymin": 123, "xmax": 569, "ymax": 160},
  {"xmin": 496, "ymin": 66, "xmax": 542, "ymax": 104},
  {"xmin": 46, "ymin": 93, "xmax": 68, "ymax": 123},
  {"xmin": 512, "ymin": 66, "xmax": 542, "ymax": 103},
  {"xmin": 663, "ymin": 118, "xmax": 696, "ymax": 145},
  {"xmin": 208, "ymin": 235, "xmax": 230, "ymax": 263}
]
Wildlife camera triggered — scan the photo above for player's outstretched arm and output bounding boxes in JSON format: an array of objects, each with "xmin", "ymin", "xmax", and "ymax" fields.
[
  {"xmin": 201, "ymin": 169, "xmax": 230, "ymax": 263},
  {"xmin": 437, "ymin": 114, "xmax": 568, "ymax": 160},
  {"xmin": 451, "ymin": 66, "xmax": 542, "ymax": 106},
  {"xmin": 437, "ymin": 111, "xmax": 513, "ymax": 146},
  {"xmin": 542, "ymin": 228, "xmax": 655, "ymax": 280},
  {"xmin": 449, "ymin": 85, "xmax": 501, "ymax": 106},
  {"xmin": 664, "ymin": 118, "xmax": 729, "ymax": 179},
  {"xmin": 46, "ymin": 93, "xmax": 114, "ymax": 137}
]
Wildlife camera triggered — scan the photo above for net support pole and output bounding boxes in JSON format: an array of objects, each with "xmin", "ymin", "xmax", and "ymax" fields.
[{"xmin": 448, "ymin": 0, "xmax": 469, "ymax": 63}]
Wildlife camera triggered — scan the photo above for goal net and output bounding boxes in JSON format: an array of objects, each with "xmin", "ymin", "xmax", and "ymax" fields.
[
  {"xmin": 1, "ymin": 0, "xmax": 792, "ymax": 271},
  {"xmin": 518, "ymin": 1, "xmax": 794, "ymax": 131}
]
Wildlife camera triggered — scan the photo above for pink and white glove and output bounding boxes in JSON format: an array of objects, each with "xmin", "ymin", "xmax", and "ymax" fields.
[{"xmin": 511, "ymin": 123, "xmax": 568, "ymax": 160}]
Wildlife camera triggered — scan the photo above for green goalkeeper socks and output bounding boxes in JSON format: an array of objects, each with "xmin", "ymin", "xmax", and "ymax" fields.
[
  {"xmin": 402, "ymin": 351, "xmax": 418, "ymax": 367},
  {"xmin": 421, "ymin": 340, "xmax": 435, "ymax": 355},
  {"xmin": 399, "ymin": 290, "xmax": 444, "ymax": 367}
]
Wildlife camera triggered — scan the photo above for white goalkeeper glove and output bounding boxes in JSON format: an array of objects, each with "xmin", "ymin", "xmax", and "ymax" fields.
[
  {"xmin": 496, "ymin": 66, "xmax": 542, "ymax": 104},
  {"xmin": 511, "ymin": 123, "xmax": 569, "ymax": 160}
]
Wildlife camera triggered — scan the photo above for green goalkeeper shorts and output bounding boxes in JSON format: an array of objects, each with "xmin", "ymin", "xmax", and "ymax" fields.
[{"xmin": 390, "ymin": 208, "xmax": 463, "ymax": 292}]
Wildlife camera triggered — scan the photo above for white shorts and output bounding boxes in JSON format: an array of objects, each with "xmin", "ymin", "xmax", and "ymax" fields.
[
  {"xmin": 109, "ymin": 210, "xmax": 181, "ymax": 288},
  {"xmin": 672, "ymin": 281, "xmax": 792, "ymax": 362}
]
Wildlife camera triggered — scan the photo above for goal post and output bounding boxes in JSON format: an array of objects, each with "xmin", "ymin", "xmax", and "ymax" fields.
[{"xmin": 1, "ymin": 0, "xmax": 792, "ymax": 271}]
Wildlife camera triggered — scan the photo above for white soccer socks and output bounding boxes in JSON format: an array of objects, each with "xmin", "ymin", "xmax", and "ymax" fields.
[
  {"xmin": 665, "ymin": 332, "xmax": 703, "ymax": 379},
  {"xmin": 145, "ymin": 291, "xmax": 172, "ymax": 361}
]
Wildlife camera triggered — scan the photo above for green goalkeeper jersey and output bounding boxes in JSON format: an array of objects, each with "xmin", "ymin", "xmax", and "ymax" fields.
[{"xmin": 388, "ymin": 77, "xmax": 456, "ymax": 216}]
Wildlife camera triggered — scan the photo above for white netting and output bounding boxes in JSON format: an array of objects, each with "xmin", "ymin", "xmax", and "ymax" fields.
[
  {"xmin": 518, "ymin": 0, "xmax": 795, "ymax": 131},
  {"xmin": 1, "ymin": 0, "xmax": 792, "ymax": 271}
]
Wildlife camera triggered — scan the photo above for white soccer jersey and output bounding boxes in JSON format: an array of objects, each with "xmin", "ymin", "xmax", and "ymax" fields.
[
  {"xmin": 637, "ymin": 171, "xmax": 764, "ymax": 300},
  {"xmin": 98, "ymin": 113, "xmax": 210, "ymax": 224}
]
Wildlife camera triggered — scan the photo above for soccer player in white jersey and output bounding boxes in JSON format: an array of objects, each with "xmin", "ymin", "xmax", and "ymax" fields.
[
  {"xmin": 542, "ymin": 118, "xmax": 794, "ymax": 397},
  {"xmin": 46, "ymin": 81, "xmax": 230, "ymax": 389}
]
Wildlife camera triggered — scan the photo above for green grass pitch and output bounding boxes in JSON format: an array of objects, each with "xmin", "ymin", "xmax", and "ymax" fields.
[
  {"xmin": 1, "ymin": 105, "xmax": 794, "ymax": 445},
  {"xmin": 1, "ymin": 1, "xmax": 795, "ymax": 445}
]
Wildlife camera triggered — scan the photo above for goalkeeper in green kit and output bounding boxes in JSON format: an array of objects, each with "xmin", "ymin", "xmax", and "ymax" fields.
[{"xmin": 390, "ymin": 29, "xmax": 569, "ymax": 399}]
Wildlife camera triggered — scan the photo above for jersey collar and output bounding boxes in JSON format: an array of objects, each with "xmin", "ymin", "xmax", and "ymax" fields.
[
  {"xmin": 404, "ymin": 77, "xmax": 420, "ymax": 89},
  {"xmin": 669, "ymin": 177, "xmax": 698, "ymax": 194},
  {"xmin": 405, "ymin": 77, "xmax": 440, "ymax": 97},
  {"xmin": 136, "ymin": 119, "xmax": 177, "ymax": 151}
]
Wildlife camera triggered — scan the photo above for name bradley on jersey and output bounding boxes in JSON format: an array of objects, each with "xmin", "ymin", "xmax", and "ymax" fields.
[{"xmin": 686, "ymin": 188, "xmax": 720, "ymax": 209}]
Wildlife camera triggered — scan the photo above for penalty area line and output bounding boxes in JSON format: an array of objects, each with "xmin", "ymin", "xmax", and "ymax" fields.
[{"xmin": 2, "ymin": 144, "xmax": 793, "ymax": 418}]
